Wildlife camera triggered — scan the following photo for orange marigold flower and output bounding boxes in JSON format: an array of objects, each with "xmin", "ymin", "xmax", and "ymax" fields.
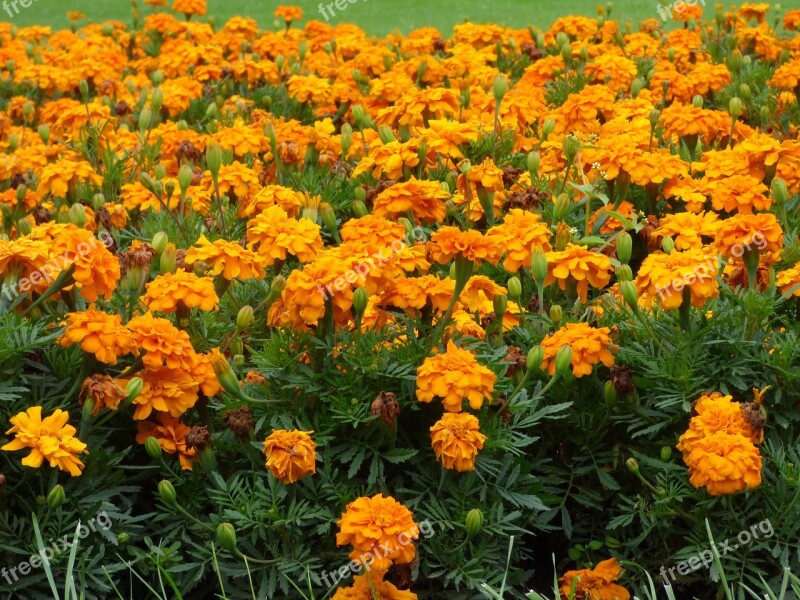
[
  {"xmin": 545, "ymin": 244, "xmax": 613, "ymax": 302},
  {"xmin": 59, "ymin": 309, "xmax": 138, "ymax": 365},
  {"xmin": 185, "ymin": 234, "xmax": 266, "ymax": 281},
  {"xmin": 430, "ymin": 412, "xmax": 487, "ymax": 472},
  {"xmin": 280, "ymin": 255, "xmax": 355, "ymax": 329},
  {"xmin": 331, "ymin": 568, "xmax": 417, "ymax": 600},
  {"xmin": 635, "ymin": 249, "xmax": 719, "ymax": 310},
  {"xmin": 36, "ymin": 158, "xmax": 102, "ymax": 198},
  {"xmin": 136, "ymin": 413, "xmax": 196, "ymax": 470},
  {"xmin": 263, "ymin": 429, "xmax": 316, "ymax": 484},
  {"xmin": 777, "ymin": 264, "xmax": 800, "ymax": 297},
  {"xmin": 0, "ymin": 237, "xmax": 50, "ymax": 288},
  {"xmin": 143, "ymin": 270, "xmax": 219, "ymax": 313},
  {"xmin": 416, "ymin": 340, "xmax": 496, "ymax": 412},
  {"xmin": 487, "ymin": 209, "xmax": 552, "ymax": 272},
  {"xmin": 246, "ymin": 205, "xmax": 323, "ymax": 265},
  {"xmin": 457, "ymin": 158, "xmax": 505, "ymax": 195},
  {"xmin": 559, "ymin": 557, "xmax": 630, "ymax": 600},
  {"xmin": 540, "ymin": 322, "xmax": 615, "ymax": 378},
  {"xmin": 173, "ymin": 0, "xmax": 206, "ymax": 16},
  {"xmin": 71, "ymin": 240, "xmax": 121, "ymax": 302},
  {"xmin": 715, "ymin": 213, "xmax": 783, "ymax": 261},
  {"xmin": 274, "ymin": 5, "xmax": 302, "ymax": 22},
  {"xmin": 678, "ymin": 430, "xmax": 762, "ymax": 496},
  {"xmin": 2, "ymin": 407, "xmax": 87, "ymax": 477},
  {"xmin": 336, "ymin": 494, "xmax": 419, "ymax": 571},
  {"xmin": 429, "ymin": 226, "xmax": 502, "ymax": 266},
  {"xmin": 707, "ymin": 174, "xmax": 770, "ymax": 214},
  {"xmin": 132, "ymin": 366, "xmax": 199, "ymax": 420},
  {"xmin": 372, "ymin": 178, "xmax": 450, "ymax": 225},
  {"xmin": 127, "ymin": 313, "xmax": 197, "ymax": 371},
  {"xmin": 655, "ymin": 211, "xmax": 720, "ymax": 250},
  {"xmin": 678, "ymin": 392, "xmax": 758, "ymax": 447},
  {"xmin": 80, "ymin": 375, "xmax": 128, "ymax": 417}
]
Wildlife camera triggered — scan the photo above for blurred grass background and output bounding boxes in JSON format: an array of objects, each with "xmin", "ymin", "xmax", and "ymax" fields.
[{"xmin": 2, "ymin": 0, "xmax": 745, "ymax": 35}]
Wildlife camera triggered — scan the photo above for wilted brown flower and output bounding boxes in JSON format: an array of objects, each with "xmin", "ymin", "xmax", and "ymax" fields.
[
  {"xmin": 371, "ymin": 392, "xmax": 401, "ymax": 430},
  {"xmin": 186, "ymin": 425, "xmax": 211, "ymax": 452},
  {"xmin": 224, "ymin": 406, "xmax": 253, "ymax": 439},
  {"xmin": 80, "ymin": 375, "xmax": 128, "ymax": 417},
  {"xmin": 610, "ymin": 364, "xmax": 635, "ymax": 397}
]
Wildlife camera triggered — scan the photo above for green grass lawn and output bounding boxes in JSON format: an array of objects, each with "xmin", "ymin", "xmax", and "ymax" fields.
[{"xmin": 3, "ymin": 0, "xmax": 742, "ymax": 35}]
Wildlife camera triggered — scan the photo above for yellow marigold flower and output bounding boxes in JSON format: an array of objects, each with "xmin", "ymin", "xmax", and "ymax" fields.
[
  {"xmin": 372, "ymin": 178, "xmax": 450, "ymax": 225},
  {"xmin": 136, "ymin": 413, "xmax": 196, "ymax": 470},
  {"xmin": 635, "ymin": 249, "xmax": 719, "ymax": 310},
  {"xmin": 487, "ymin": 209, "xmax": 552, "ymax": 272},
  {"xmin": 127, "ymin": 313, "xmax": 198, "ymax": 371},
  {"xmin": 336, "ymin": 494, "xmax": 418, "ymax": 571},
  {"xmin": 559, "ymin": 557, "xmax": 630, "ymax": 600},
  {"xmin": 416, "ymin": 340, "xmax": 496, "ymax": 412},
  {"xmin": 59, "ymin": 309, "xmax": 139, "ymax": 365},
  {"xmin": 2, "ymin": 407, "xmax": 87, "ymax": 477},
  {"xmin": 280, "ymin": 256, "xmax": 354, "ymax": 329},
  {"xmin": 331, "ymin": 569, "xmax": 417, "ymax": 600},
  {"xmin": 238, "ymin": 185, "xmax": 305, "ymax": 219},
  {"xmin": 715, "ymin": 213, "xmax": 783, "ymax": 260},
  {"xmin": 80, "ymin": 375, "xmax": 128, "ymax": 417},
  {"xmin": 143, "ymin": 271, "xmax": 219, "ymax": 313},
  {"xmin": 0, "ymin": 237, "xmax": 50, "ymax": 289},
  {"xmin": 246, "ymin": 205, "xmax": 323, "ymax": 265},
  {"xmin": 185, "ymin": 234, "xmax": 266, "ymax": 281},
  {"xmin": 707, "ymin": 174, "xmax": 770, "ymax": 214},
  {"xmin": 263, "ymin": 429, "xmax": 316, "ymax": 484},
  {"xmin": 173, "ymin": 0, "xmax": 206, "ymax": 16},
  {"xmin": 72, "ymin": 239, "xmax": 120, "ymax": 302},
  {"xmin": 777, "ymin": 264, "xmax": 800, "ymax": 297},
  {"xmin": 341, "ymin": 215, "xmax": 406, "ymax": 254},
  {"xmin": 545, "ymin": 244, "xmax": 613, "ymax": 302},
  {"xmin": 36, "ymin": 158, "xmax": 102, "ymax": 198},
  {"xmin": 457, "ymin": 158, "xmax": 505, "ymax": 195},
  {"xmin": 352, "ymin": 139, "xmax": 421, "ymax": 180},
  {"xmin": 429, "ymin": 226, "xmax": 502, "ymax": 266},
  {"xmin": 655, "ymin": 211, "xmax": 720, "ymax": 250},
  {"xmin": 459, "ymin": 275, "xmax": 506, "ymax": 312},
  {"xmin": 131, "ymin": 366, "xmax": 199, "ymax": 420},
  {"xmin": 380, "ymin": 275, "xmax": 455, "ymax": 313},
  {"xmin": 430, "ymin": 412, "xmax": 487, "ymax": 472},
  {"xmin": 540, "ymin": 322, "xmax": 615, "ymax": 377},
  {"xmin": 679, "ymin": 430, "xmax": 762, "ymax": 496}
]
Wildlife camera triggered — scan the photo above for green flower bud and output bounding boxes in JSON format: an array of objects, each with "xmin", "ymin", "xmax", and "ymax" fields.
[
  {"xmin": 560, "ymin": 42, "xmax": 573, "ymax": 65},
  {"xmin": 158, "ymin": 480, "xmax": 177, "ymax": 505},
  {"xmin": 729, "ymin": 97, "xmax": 743, "ymax": 119},
  {"xmin": 216, "ymin": 522, "xmax": 237, "ymax": 551},
  {"xmin": 553, "ymin": 193, "xmax": 571, "ymax": 222},
  {"xmin": 92, "ymin": 193, "xmax": 105, "ymax": 210},
  {"xmin": 126, "ymin": 377, "xmax": 144, "ymax": 400},
  {"xmin": 465, "ymin": 508, "xmax": 485, "ymax": 538},
  {"xmin": 47, "ymin": 484, "xmax": 65, "ymax": 509},
  {"xmin": 554, "ymin": 345, "xmax": 573, "ymax": 376},
  {"xmin": 615, "ymin": 264, "xmax": 633, "ymax": 282},
  {"xmin": 527, "ymin": 151, "xmax": 540, "ymax": 178},
  {"xmin": 144, "ymin": 436, "xmax": 162, "ymax": 460},
  {"xmin": 117, "ymin": 532, "xmax": 130, "ymax": 545},
  {"xmin": 555, "ymin": 32, "xmax": 569, "ymax": 48},
  {"xmin": 531, "ymin": 245, "xmax": 548, "ymax": 285},
  {"xmin": 692, "ymin": 95, "xmax": 704, "ymax": 108},
  {"xmin": 626, "ymin": 458, "xmax": 640, "ymax": 474},
  {"xmin": 728, "ymin": 49, "xmax": 743, "ymax": 73},
  {"xmin": 541, "ymin": 118, "xmax": 556, "ymax": 139},
  {"xmin": 151, "ymin": 70, "xmax": 164, "ymax": 86},
  {"xmin": 631, "ymin": 77, "xmax": 645, "ymax": 98},
  {"xmin": 154, "ymin": 163, "xmax": 167, "ymax": 181},
  {"xmin": 151, "ymin": 87, "xmax": 164, "ymax": 112},
  {"xmin": 160, "ymin": 243, "xmax": 177, "ymax": 274},
  {"xmin": 177, "ymin": 165, "xmax": 193, "ymax": 193},
  {"xmin": 78, "ymin": 79, "xmax": 89, "ymax": 99},
  {"xmin": 604, "ymin": 380, "xmax": 618, "ymax": 406},
  {"xmin": 38, "ymin": 124, "xmax": 50, "ymax": 144},
  {"xmin": 562, "ymin": 135, "xmax": 580, "ymax": 163},
  {"xmin": 616, "ymin": 232, "xmax": 633, "ymax": 264},
  {"xmin": 16, "ymin": 217, "xmax": 33, "ymax": 237},
  {"xmin": 661, "ymin": 446, "xmax": 673, "ymax": 461},
  {"xmin": 493, "ymin": 75, "xmax": 508, "ymax": 102},
  {"xmin": 771, "ymin": 178, "xmax": 789, "ymax": 205},
  {"xmin": 353, "ymin": 287, "xmax": 369, "ymax": 317},
  {"xmin": 270, "ymin": 275, "xmax": 287, "ymax": 295},
  {"xmin": 527, "ymin": 346, "xmax": 544, "ymax": 371},
  {"xmin": 237, "ymin": 305, "xmax": 255, "ymax": 330},
  {"xmin": 377, "ymin": 125, "xmax": 395, "ymax": 144},
  {"xmin": 138, "ymin": 107, "xmax": 152, "ymax": 136},
  {"xmin": 550, "ymin": 304, "xmax": 563, "ymax": 327},
  {"xmin": 739, "ymin": 83, "xmax": 751, "ymax": 101},
  {"xmin": 507, "ymin": 276, "xmax": 522, "ymax": 300},
  {"xmin": 620, "ymin": 280, "xmax": 639, "ymax": 311},
  {"xmin": 493, "ymin": 294, "xmax": 508, "ymax": 319},
  {"xmin": 151, "ymin": 232, "xmax": 169, "ymax": 254},
  {"xmin": 649, "ymin": 108, "xmax": 661, "ymax": 128},
  {"xmin": 206, "ymin": 142, "xmax": 223, "ymax": 176},
  {"xmin": 69, "ymin": 203, "xmax": 86, "ymax": 228},
  {"xmin": 230, "ymin": 339, "xmax": 244, "ymax": 359},
  {"xmin": 661, "ymin": 236, "xmax": 675, "ymax": 254}
]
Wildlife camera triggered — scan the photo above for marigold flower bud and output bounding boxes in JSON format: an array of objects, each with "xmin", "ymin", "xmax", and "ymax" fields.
[
  {"xmin": 563, "ymin": 135, "xmax": 580, "ymax": 163},
  {"xmin": 631, "ymin": 77, "xmax": 645, "ymax": 98},
  {"xmin": 620, "ymin": 280, "xmax": 639, "ymax": 310},
  {"xmin": 138, "ymin": 108, "xmax": 152, "ymax": 135},
  {"xmin": 151, "ymin": 87, "xmax": 164, "ymax": 112},
  {"xmin": 531, "ymin": 245, "xmax": 548, "ymax": 285},
  {"xmin": 459, "ymin": 159, "xmax": 472, "ymax": 175},
  {"xmin": 160, "ymin": 243, "xmax": 177, "ymax": 274},
  {"xmin": 527, "ymin": 151, "xmax": 540, "ymax": 178},
  {"xmin": 92, "ymin": 193, "xmax": 105, "ymax": 210},
  {"xmin": 206, "ymin": 142, "xmax": 223, "ymax": 176},
  {"xmin": 554, "ymin": 345, "xmax": 573, "ymax": 376},
  {"xmin": 145, "ymin": 436, "xmax": 162, "ymax": 460},
  {"xmin": 550, "ymin": 304, "xmax": 563, "ymax": 327},
  {"xmin": 553, "ymin": 193, "xmax": 571, "ymax": 222},
  {"xmin": 771, "ymin": 178, "xmax": 789, "ymax": 205},
  {"xmin": 352, "ymin": 200, "xmax": 368, "ymax": 217},
  {"xmin": 541, "ymin": 118, "xmax": 556, "ymax": 140},
  {"xmin": 377, "ymin": 125, "xmax": 395, "ymax": 144},
  {"xmin": 16, "ymin": 217, "xmax": 32, "ymax": 237},
  {"xmin": 353, "ymin": 287, "xmax": 369, "ymax": 318},
  {"xmin": 38, "ymin": 124, "xmax": 50, "ymax": 144},
  {"xmin": 68, "ymin": 203, "xmax": 86, "ymax": 228},
  {"xmin": 237, "ymin": 305, "xmax": 255, "ymax": 330},
  {"xmin": 615, "ymin": 264, "xmax": 633, "ymax": 282},
  {"xmin": 151, "ymin": 232, "xmax": 169, "ymax": 254},
  {"xmin": 649, "ymin": 108, "xmax": 660, "ymax": 128},
  {"xmin": 216, "ymin": 523, "xmax": 237, "ymax": 551},
  {"xmin": 158, "ymin": 480, "xmax": 177, "ymax": 505},
  {"xmin": 465, "ymin": 508, "xmax": 485, "ymax": 537},
  {"xmin": 47, "ymin": 484, "xmax": 65, "ymax": 509},
  {"xmin": 493, "ymin": 294, "xmax": 507, "ymax": 319},
  {"xmin": 126, "ymin": 377, "xmax": 144, "ymax": 400},
  {"xmin": 527, "ymin": 345, "xmax": 544, "ymax": 371},
  {"xmin": 616, "ymin": 232, "xmax": 633, "ymax": 264},
  {"xmin": 626, "ymin": 458, "xmax": 640, "ymax": 474},
  {"xmin": 661, "ymin": 446, "xmax": 672, "ymax": 461},
  {"xmin": 729, "ymin": 49, "xmax": 743, "ymax": 73},
  {"xmin": 493, "ymin": 75, "xmax": 508, "ymax": 102},
  {"xmin": 555, "ymin": 32, "xmax": 569, "ymax": 48},
  {"xmin": 117, "ymin": 532, "xmax": 130, "ymax": 545},
  {"xmin": 661, "ymin": 236, "xmax": 675, "ymax": 254},
  {"xmin": 78, "ymin": 79, "xmax": 89, "ymax": 99},
  {"xmin": 507, "ymin": 276, "xmax": 522, "ymax": 300},
  {"xmin": 692, "ymin": 95, "xmax": 704, "ymax": 108},
  {"xmin": 555, "ymin": 222, "xmax": 571, "ymax": 250},
  {"xmin": 729, "ymin": 97, "xmax": 743, "ymax": 119}
]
